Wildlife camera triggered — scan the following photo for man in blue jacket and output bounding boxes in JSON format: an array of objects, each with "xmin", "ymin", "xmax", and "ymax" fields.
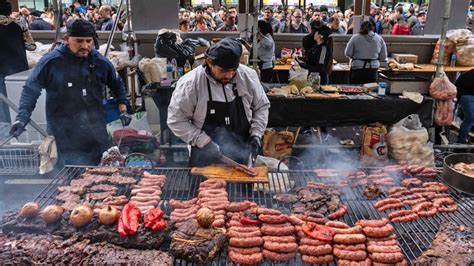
[{"xmin": 10, "ymin": 19, "xmax": 129, "ymax": 166}]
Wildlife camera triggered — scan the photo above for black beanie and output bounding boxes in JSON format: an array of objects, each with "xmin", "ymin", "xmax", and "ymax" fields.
[
  {"xmin": 205, "ymin": 37, "xmax": 242, "ymax": 70},
  {"xmin": 67, "ymin": 19, "xmax": 96, "ymax": 37}
]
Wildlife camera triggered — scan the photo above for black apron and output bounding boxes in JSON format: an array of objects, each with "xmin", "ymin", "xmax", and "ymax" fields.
[
  {"xmin": 189, "ymin": 77, "xmax": 251, "ymax": 167},
  {"xmin": 50, "ymin": 58, "xmax": 108, "ymax": 166},
  {"xmin": 349, "ymin": 58, "xmax": 379, "ymax": 84}
]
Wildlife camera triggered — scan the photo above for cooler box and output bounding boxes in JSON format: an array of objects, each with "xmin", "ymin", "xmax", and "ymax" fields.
[{"xmin": 380, "ymin": 76, "xmax": 430, "ymax": 95}]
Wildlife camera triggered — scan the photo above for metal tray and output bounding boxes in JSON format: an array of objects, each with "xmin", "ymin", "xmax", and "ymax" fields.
[{"xmin": 443, "ymin": 153, "xmax": 474, "ymax": 195}]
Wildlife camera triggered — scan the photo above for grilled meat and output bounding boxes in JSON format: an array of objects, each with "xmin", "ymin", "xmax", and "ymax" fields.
[
  {"xmin": 81, "ymin": 173, "xmax": 109, "ymax": 184},
  {"xmin": 363, "ymin": 184, "xmax": 383, "ymax": 198},
  {"xmin": 415, "ymin": 222, "xmax": 474, "ymax": 265},
  {"xmin": 107, "ymin": 175, "xmax": 137, "ymax": 185},
  {"xmin": 61, "ymin": 201, "xmax": 80, "ymax": 211},
  {"xmin": 70, "ymin": 179, "xmax": 96, "ymax": 188},
  {"xmin": 86, "ymin": 167, "xmax": 119, "ymax": 175},
  {"xmin": 85, "ymin": 191, "xmax": 117, "ymax": 201},
  {"xmin": 273, "ymin": 193, "xmax": 299, "ymax": 203},
  {"xmin": 88, "ymin": 184, "xmax": 119, "ymax": 193},
  {"xmin": 57, "ymin": 185, "xmax": 86, "ymax": 194},
  {"xmin": 55, "ymin": 191, "xmax": 80, "ymax": 203}
]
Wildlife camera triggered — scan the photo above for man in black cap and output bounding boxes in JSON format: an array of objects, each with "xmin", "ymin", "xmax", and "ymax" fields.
[
  {"xmin": 168, "ymin": 37, "xmax": 270, "ymax": 167},
  {"xmin": 10, "ymin": 19, "xmax": 129, "ymax": 166},
  {"xmin": 28, "ymin": 10, "xmax": 54, "ymax": 30}
]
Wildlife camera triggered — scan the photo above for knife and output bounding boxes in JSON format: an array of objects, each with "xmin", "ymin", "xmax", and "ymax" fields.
[
  {"xmin": 247, "ymin": 152, "xmax": 255, "ymax": 169},
  {"xmin": 220, "ymin": 154, "xmax": 257, "ymax": 176}
]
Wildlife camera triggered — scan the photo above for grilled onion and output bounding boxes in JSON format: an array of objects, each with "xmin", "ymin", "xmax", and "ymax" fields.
[
  {"xmin": 41, "ymin": 205, "xmax": 64, "ymax": 224},
  {"xmin": 70, "ymin": 205, "xmax": 93, "ymax": 227},
  {"xmin": 19, "ymin": 202, "xmax": 40, "ymax": 219},
  {"xmin": 196, "ymin": 207, "xmax": 214, "ymax": 228},
  {"xmin": 98, "ymin": 206, "xmax": 120, "ymax": 225}
]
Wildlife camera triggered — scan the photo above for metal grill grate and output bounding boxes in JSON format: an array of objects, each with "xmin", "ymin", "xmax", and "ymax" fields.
[
  {"xmin": 0, "ymin": 148, "xmax": 40, "ymax": 176},
  {"xmin": 33, "ymin": 167, "xmax": 474, "ymax": 265}
]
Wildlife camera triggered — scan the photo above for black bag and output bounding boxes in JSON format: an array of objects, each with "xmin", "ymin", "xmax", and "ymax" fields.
[{"xmin": 154, "ymin": 32, "xmax": 196, "ymax": 67}]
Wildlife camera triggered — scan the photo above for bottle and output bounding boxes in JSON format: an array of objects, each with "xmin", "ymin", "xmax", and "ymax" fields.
[
  {"xmin": 171, "ymin": 59, "xmax": 178, "ymax": 80},
  {"xmin": 166, "ymin": 61, "xmax": 173, "ymax": 80},
  {"xmin": 450, "ymin": 53, "xmax": 457, "ymax": 67},
  {"xmin": 377, "ymin": 82, "xmax": 386, "ymax": 96},
  {"xmin": 184, "ymin": 60, "xmax": 192, "ymax": 74}
]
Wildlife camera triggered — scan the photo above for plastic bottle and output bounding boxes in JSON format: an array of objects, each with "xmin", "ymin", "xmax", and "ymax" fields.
[
  {"xmin": 171, "ymin": 58, "xmax": 178, "ymax": 80},
  {"xmin": 450, "ymin": 53, "xmax": 457, "ymax": 67},
  {"xmin": 184, "ymin": 60, "xmax": 192, "ymax": 74},
  {"xmin": 378, "ymin": 82, "xmax": 387, "ymax": 96},
  {"xmin": 166, "ymin": 61, "xmax": 173, "ymax": 80}
]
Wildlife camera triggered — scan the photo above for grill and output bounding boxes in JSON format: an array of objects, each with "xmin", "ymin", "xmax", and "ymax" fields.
[
  {"xmin": 33, "ymin": 166, "xmax": 474, "ymax": 265},
  {"xmin": 0, "ymin": 147, "xmax": 40, "ymax": 176}
]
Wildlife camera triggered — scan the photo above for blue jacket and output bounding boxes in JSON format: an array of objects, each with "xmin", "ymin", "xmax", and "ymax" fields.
[{"xmin": 16, "ymin": 44, "xmax": 128, "ymax": 165}]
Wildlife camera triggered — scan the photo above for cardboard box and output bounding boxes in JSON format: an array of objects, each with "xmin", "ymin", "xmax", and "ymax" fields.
[{"xmin": 392, "ymin": 53, "xmax": 418, "ymax": 64}]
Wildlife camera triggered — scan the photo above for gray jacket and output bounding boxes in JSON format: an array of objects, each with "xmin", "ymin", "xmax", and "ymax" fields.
[
  {"xmin": 344, "ymin": 31, "xmax": 387, "ymax": 69},
  {"xmin": 257, "ymin": 33, "xmax": 275, "ymax": 70},
  {"xmin": 167, "ymin": 65, "xmax": 270, "ymax": 148}
]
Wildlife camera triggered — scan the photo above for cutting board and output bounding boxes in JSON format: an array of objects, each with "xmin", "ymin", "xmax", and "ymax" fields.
[{"xmin": 191, "ymin": 164, "xmax": 269, "ymax": 183}]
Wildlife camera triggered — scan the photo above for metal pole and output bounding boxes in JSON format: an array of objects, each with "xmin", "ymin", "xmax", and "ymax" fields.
[
  {"xmin": 252, "ymin": 0, "xmax": 259, "ymax": 71},
  {"xmin": 104, "ymin": 0, "xmax": 123, "ymax": 57},
  {"xmin": 50, "ymin": 0, "xmax": 61, "ymax": 52},
  {"xmin": 435, "ymin": 0, "xmax": 452, "ymax": 77}
]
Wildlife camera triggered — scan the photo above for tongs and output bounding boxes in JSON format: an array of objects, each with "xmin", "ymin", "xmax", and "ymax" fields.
[{"xmin": 220, "ymin": 154, "xmax": 257, "ymax": 176}]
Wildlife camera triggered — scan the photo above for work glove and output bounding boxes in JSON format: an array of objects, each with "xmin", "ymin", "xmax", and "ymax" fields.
[
  {"xmin": 201, "ymin": 141, "xmax": 222, "ymax": 162},
  {"xmin": 249, "ymin": 135, "xmax": 262, "ymax": 161},
  {"xmin": 120, "ymin": 112, "xmax": 132, "ymax": 127},
  {"xmin": 9, "ymin": 121, "xmax": 26, "ymax": 138}
]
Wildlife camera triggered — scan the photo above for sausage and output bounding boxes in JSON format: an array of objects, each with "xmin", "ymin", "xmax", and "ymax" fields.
[
  {"xmin": 261, "ymin": 223, "xmax": 294, "ymax": 236},
  {"xmin": 131, "ymin": 188, "xmax": 160, "ymax": 195},
  {"xmin": 226, "ymin": 201, "xmax": 252, "ymax": 212},
  {"xmin": 437, "ymin": 204, "xmax": 458, "ymax": 213},
  {"xmin": 388, "ymin": 210, "xmax": 414, "ymax": 219},
  {"xmin": 299, "ymin": 244, "xmax": 332, "ymax": 256},
  {"xmin": 258, "ymin": 214, "xmax": 289, "ymax": 224},
  {"xmin": 367, "ymin": 239, "xmax": 399, "ymax": 247},
  {"xmin": 227, "ymin": 246, "xmax": 261, "ymax": 255},
  {"xmin": 401, "ymin": 178, "xmax": 422, "ymax": 187},
  {"xmin": 362, "ymin": 224, "xmax": 395, "ymax": 238},
  {"xmin": 227, "ymin": 230, "xmax": 262, "ymax": 238},
  {"xmin": 130, "ymin": 200, "xmax": 158, "ymax": 206},
  {"xmin": 432, "ymin": 197, "xmax": 455, "ymax": 207},
  {"xmin": 366, "ymin": 234, "xmax": 397, "ymax": 242},
  {"xmin": 428, "ymin": 193, "xmax": 450, "ymax": 199},
  {"xmin": 197, "ymin": 197, "xmax": 229, "ymax": 204},
  {"xmin": 388, "ymin": 187, "xmax": 408, "ymax": 195},
  {"xmin": 356, "ymin": 218, "xmax": 389, "ymax": 228},
  {"xmin": 418, "ymin": 191, "xmax": 436, "ymax": 198},
  {"xmin": 332, "ymin": 225, "xmax": 363, "ymax": 235},
  {"xmin": 377, "ymin": 202, "xmax": 405, "ymax": 212},
  {"xmin": 213, "ymin": 210, "xmax": 226, "ymax": 216},
  {"xmin": 374, "ymin": 198, "xmax": 402, "ymax": 209},
  {"xmin": 212, "ymin": 218, "xmax": 225, "ymax": 227},
  {"xmin": 254, "ymin": 208, "xmax": 282, "ymax": 215},
  {"xmin": 333, "ymin": 248, "xmax": 367, "ymax": 261},
  {"xmin": 304, "ymin": 212, "xmax": 325, "ymax": 219},
  {"xmin": 369, "ymin": 252, "xmax": 405, "ymax": 264},
  {"xmin": 413, "ymin": 202, "xmax": 437, "ymax": 217},
  {"xmin": 390, "ymin": 190, "xmax": 413, "ymax": 198},
  {"xmin": 328, "ymin": 205, "xmax": 348, "ymax": 220},
  {"xmin": 198, "ymin": 191, "xmax": 228, "ymax": 198},
  {"xmin": 301, "ymin": 254, "xmax": 334, "ymax": 264},
  {"xmin": 367, "ymin": 245, "xmax": 402, "ymax": 253},
  {"xmin": 170, "ymin": 214, "xmax": 195, "ymax": 222},
  {"xmin": 333, "ymin": 234, "xmax": 367, "ymax": 244},
  {"xmin": 169, "ymin": 198, "xmax": 198, "ymax": 209},
  {"xmin": 199, "ymin": 179, "xmax": 226, "ymax": 188},
  {"xmin": 262, "ymin": 236, "xmax": 296, "ymax": 243},
  {"xmin": 228, "ymin": 225, "xmax": 260, "ymax": 232},
  {"xmin": 334, "ymin": 244, "xmax": 366, "ymax": 251},
  {"xmin": 228, "ymin": 251, "xmax": 263, "ymax": 265},
  {"xmin": 262, "ymin": 249, "xmax": 296, "ymax": 261},
  {"xmin": 422, "ymin": 182, "xmax": 449, "ymax": 191},
  {"xmin": 200, "ymin": 202, "xmax": 228, "ymax": 211},
  {"xmin": 169, "ymin": 208, "xmax": 198, "ymax": 218},
  {"xmin": 229, "ymin": 237, "xmax": 264, "ymax": 248},
  {"xmin": 391, "ymin": 213, "xmax": 418, "ymax": 222},
  {"xmin": 130, "ymin": 195, "xmax": 160, "ymax": 202},
  {"xmin": 294, "ymin": 214, "xmax": 327, "ymax": 224},
  {"xmin": 338, "ymin": 258, "xmax": 373, "ymax": 266},
  {"xmin": 400, "ymin": 194, "xmax": 423, "ymax": 201},
  {"xmin": 373, "ymin": 260, "xmax": 408, "ymax": 266},
  {"xmin": 263, "ymin": 241, "xmax": 298, "ymax": 253},
  {"xmin": 409, "ymin": 187, "xmax": 428, "ymax": 193},
  {"xmin": 288, "ymin": 215, "xmax": 304, "ymax": 226},
  {"xmin": 402, "ymin": 198, "xmax": 426, "ymax": 206},
  {"xmin": 299, "ymin": 237, "xmax": 331, "ymax": 246},
  {"xmin": 326, "ymin": 220, "xmax": 350, "ymax": 229}
]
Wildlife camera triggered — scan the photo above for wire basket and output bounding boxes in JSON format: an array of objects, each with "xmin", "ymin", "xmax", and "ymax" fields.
[{"xmin": 0, "ymin": 147, "xmax": 40, "ymax": 176}]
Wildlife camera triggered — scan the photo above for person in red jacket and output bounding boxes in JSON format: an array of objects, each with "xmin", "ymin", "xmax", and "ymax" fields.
[{"xmin": 391, "ymin": 17, "xmax": 410, "ymax": 35}]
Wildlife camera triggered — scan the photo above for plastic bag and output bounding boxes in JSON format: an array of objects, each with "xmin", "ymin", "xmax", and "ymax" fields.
[
  {"xmin": 289, "ymin": 67, "xmax": 309, "ymax": 89},
  {"xmin": 455, "ymin": 37, "xmax": 474, "ymax": 66},
  {"xmin": 360, "ymin": 123, "xmax": 388, "ymax": 166},
  {"xmin": 430, "ymin": 39, "xmax": 455, "ymax": 65},
  {"xmin": 393, "ymin": 114, "xmax": 423, "ymax": 130},
  {"xmin": 430, "ymin": 71, "xmax": 457, "ymax": 126},
  {"xmin": 107, "ymin": 112, "xmax": 153, "ymax": 137},
  {"xmin": 262, "ymin": 128, "xmax": 295, "ymax": 162},
  {"xmin": 154, "ymin": 31, "xmax": 195, "ymax": 67}
]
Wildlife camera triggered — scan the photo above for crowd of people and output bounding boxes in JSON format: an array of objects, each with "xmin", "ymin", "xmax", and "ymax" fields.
[
  {"xmin": 10, "ymin": 1, "xmax": 123, "ymax": 32},
  {"xmin": 178, "ymin": 3, "xmax": 429, "ymax": 35}
]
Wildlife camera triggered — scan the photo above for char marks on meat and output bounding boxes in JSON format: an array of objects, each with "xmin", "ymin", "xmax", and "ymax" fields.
[
  {"xmin": 70, "ymin": 179, "xmax": 96, "ymax": 188},
  {"xmin": 273, "ymin": 193, "xmax": 299, "ymax": 203},
  {"xmin": 85, "ymin": 191, "xmax": 117, "ymax": 201},
  {"xmin": 285, "ymin": 185, "xmax": 345, "ymax": 218},
  {"xmin": 107, "ymin": 175, "xmax": 137, "ymax": 185},
  {"xmin": 85, "ymin": 167, "xmax": 119, "ymax": 175},
  {"xmin": 57, "ymin": 185, "xmax": 85, "ymax": 194}
]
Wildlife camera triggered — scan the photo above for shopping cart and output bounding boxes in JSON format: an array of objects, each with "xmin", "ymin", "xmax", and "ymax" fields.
[{"xmin": 0, "ymin": 146, "xmax": 40, "ymax": 176}]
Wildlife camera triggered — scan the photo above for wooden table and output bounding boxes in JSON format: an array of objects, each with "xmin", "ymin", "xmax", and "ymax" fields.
[{"xmin": 273, "ymin": 64, "xmax": 474, "ymax": 73}]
